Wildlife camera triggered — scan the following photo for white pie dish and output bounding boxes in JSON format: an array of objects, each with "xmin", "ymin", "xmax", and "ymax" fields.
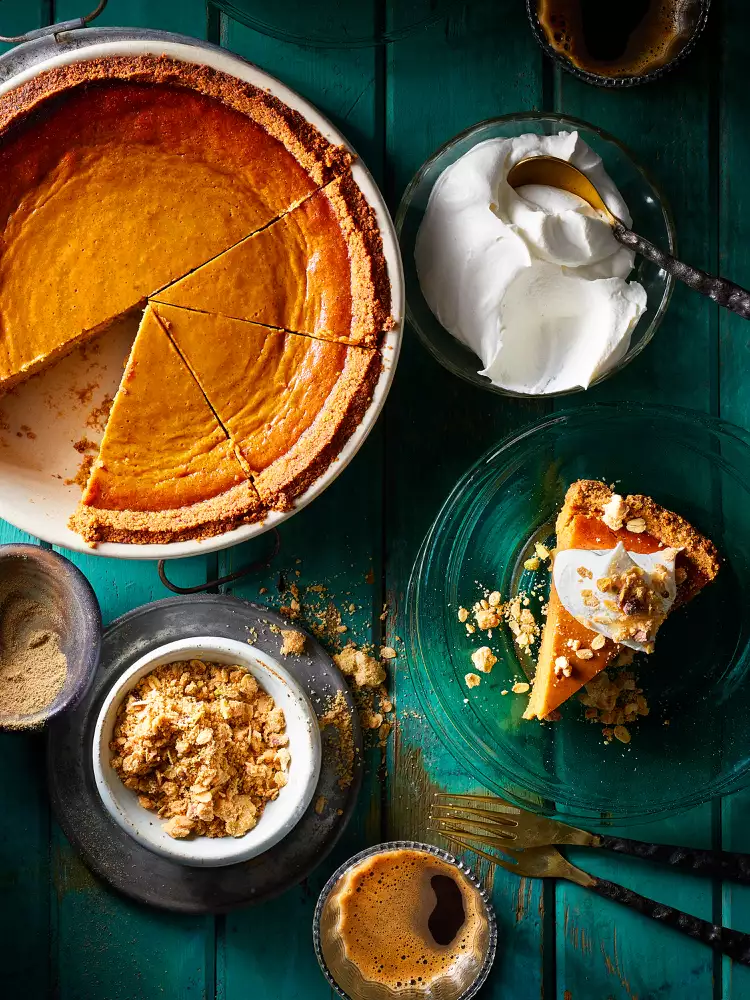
[
  {"xmin": 0, "ymin": 28, "xmax": 404, "ymax": 560},
  {"xmin": 92, "ymin": 636, "xmax": 322, "ymax": 867}
]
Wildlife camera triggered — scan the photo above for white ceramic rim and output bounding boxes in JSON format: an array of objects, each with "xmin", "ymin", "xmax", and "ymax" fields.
[
  {"xmin": 0, "ymin": 36, "xmax": 404, "ymax": 560},
  {"xmin": 92, "ymin": 636, "xmax": 322, "ymax": 867}
]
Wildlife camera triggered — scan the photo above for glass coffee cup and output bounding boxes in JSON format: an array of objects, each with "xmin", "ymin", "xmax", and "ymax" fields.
[{"xmin": 313, "ymin": 841, "xmax": 497, "ymax": 1000}]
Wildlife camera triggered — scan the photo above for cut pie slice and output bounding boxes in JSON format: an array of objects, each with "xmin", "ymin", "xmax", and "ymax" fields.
[
  {"xmin": 0, "ymin": 55, "xmax": 351, "ymax": 391},
  {"xmin": 523, "ymin": 480, "xmax": 720, "ymax": 721},
  {"xmin": 69, "ymin": 305, "xmax": 264, "ymax": 545},
  {"xmin": 153, "ymin": 303, "xmax": 381, "ymax": 509},
  {"xmin": 153, "ymin": 174, "xmax": 392, "ymax": 347}
]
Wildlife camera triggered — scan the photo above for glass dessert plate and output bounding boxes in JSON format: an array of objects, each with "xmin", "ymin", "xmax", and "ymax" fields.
[
  {"xmin": 396, "ymin": 112, "xmax": 674, "ymax": 399},
  {"xmin": 406, "ymin": 403, "xmax": 750, "ymax": 825}
]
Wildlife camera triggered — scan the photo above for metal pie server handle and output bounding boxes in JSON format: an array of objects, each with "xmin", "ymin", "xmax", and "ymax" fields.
[{"xmin": 613, "ymin": 221, "xmax": 750, "ymax": 319}]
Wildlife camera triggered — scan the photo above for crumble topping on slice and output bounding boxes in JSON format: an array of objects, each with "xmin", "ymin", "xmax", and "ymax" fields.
[
  {"xmin": 601, "ymin": 493, "xmax": 629, "ymax": 531},
  {"xmin": 554, "ymin": 655, "xmax": 572, "ymax": 679}
]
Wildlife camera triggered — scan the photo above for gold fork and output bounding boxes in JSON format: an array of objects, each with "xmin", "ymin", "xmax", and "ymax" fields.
[
  {"xmin": 432, "ymin": 792, "xmax": 750, "ymax": 882},
  {"xmin": 430, "ymin": 793, "xmax": 750, "ymax": 965}
]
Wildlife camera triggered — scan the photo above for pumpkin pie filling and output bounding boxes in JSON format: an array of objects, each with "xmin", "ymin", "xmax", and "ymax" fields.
[
  {"xmin": 0, "ymin": 55, "xmax": 351, "ymax": 391},
  {"xmin": 153, "ymin": 303, "xmax": 381, "ymax": 509},
  {"xmin": 70, "ymin": 305, "xmax": 263, "ymax": 545},
  {"xmin": 524, "ymin": 480, "xmax": 720, "ymax": 720},
  {"xmin": 154, "ymin": 172, "xmax": 393, "ymax": 347}
]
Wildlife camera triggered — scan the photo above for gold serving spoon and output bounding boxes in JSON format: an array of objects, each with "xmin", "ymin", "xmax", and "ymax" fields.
[{"xmin": 506, "ymin": 154, "xmax": 750, "ymax": 319}]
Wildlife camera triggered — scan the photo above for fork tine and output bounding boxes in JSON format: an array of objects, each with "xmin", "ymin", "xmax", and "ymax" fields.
[
  {"xmin": 431, "ymin": 803, "xmax": 518, "ymax": 828},
  {"xmin": 431, "ymin": 816, "xmax": 517, "ymax": 842},
  {"xmin": 436, "ymin": 832, "xmax": 521, "ymax": 873},
  {"xmin": 435, "ymin": 792, "xmax": 521, "ymax": 814}
]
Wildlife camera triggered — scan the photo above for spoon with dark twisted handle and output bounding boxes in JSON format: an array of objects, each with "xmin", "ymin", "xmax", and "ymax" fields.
[{"xmin": 506, "ymin": 155, "xmax": 750, "ymax": 320}]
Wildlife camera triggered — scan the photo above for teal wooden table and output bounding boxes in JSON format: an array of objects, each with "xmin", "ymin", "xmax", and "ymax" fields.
[{"xmin": 1, "ymin": 1, "xmax": 749, "ymax": 997}]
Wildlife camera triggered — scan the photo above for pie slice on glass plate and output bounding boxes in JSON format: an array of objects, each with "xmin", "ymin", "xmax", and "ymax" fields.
[{"xmin": 523, "ymin": 479, "xmax": 721, "ymax": 721}]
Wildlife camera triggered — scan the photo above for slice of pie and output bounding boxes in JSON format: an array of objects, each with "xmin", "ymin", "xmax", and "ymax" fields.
[
  {"xmin": 153, "ymin": 174, "xmax": 393, "ymax": 347},
  {"xmin": 70, "ymin": 305, "xmax": 263, "ymax": 545},
  {"xmin": 0, "ymin": 54, "xmax": 350, "ymax": 391},
  {"xmin": 523, "ymin": 479, "xmax": 720, "ymax": 720},
  {"xmin": 153, "ymin": 303, "xmax": 381, "ymax": 509}
]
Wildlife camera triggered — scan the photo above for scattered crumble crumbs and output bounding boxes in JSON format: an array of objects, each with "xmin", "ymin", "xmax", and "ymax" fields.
[
  {"xmin": 314, "ymin": 795, "xmax": 327, "ymax": 815},
  {"xmin": 512, "ymin": 681, "xmax": 530, "ymax": 695},
  {"xmin": 279, "ymin": 629, "xmax": 307, "ymax": 657},
  {"xmin": 319, "ymin": 691, "xmax": 355, "ymax": 789},
  {"xmin": 471, "ymin": 646, "xmax": 497, "ymax": 674},
  {"xmin": 86, "ymin": 393, "xmax": 114, "ymax": 432},
  {"xmin": 524, "ymin": 556, "xmax": 540, "ymax": 571},
  {"xmin": 334, "ymin": 645, "xmax": 385, "ymax": 689},
  {"xmin": 64, "ymin": 454, "xmax": 94, "ymax": 490},
  {"xmin": 464, "ymin": 672, "xmax": 481, "ymax": 689}
]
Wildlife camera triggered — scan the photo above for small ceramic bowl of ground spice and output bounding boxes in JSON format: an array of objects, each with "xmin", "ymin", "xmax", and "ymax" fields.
[
  {"xmin": 93, "ymin": 636, "xmax": 322, "ymax": 867},
  {"xmin": 0, "ymin": 544, "xmax": 101, "ymax": 731}
]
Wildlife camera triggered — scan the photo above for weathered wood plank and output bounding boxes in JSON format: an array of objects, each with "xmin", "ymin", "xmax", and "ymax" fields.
[
  {"xmin": 553, "ymin": 30, "xmax": 719, "ymax": 999},
  {"xmin": 215, "ymin": 8, "xmax": 385, "ymax": 997},
  {"xmin": 385, "ymin": 1, "xmax": 550, "ymax": 995},
  {"xmin": 718, "ymin": 2, "xmax": 750, "ymax": 998}
]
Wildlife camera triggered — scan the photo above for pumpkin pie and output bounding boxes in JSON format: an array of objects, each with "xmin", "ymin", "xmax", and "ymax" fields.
[
  {"xmin": 0, "ymin": 54, "xmax": 350, "ymax": 391},
  {"xmin": 70, "ymin": 305, "xmax": 263, "ymax": 545},
  {"xmin": 153, "ymin": 173, "xmax": 392, "ymax": 347},
  {"xmin": 523, "ymin": 480, "xmax": 720, "ymax": 720},
  {"xmin": 153, "ymin": 303, "xmax": 381, "ymax": 509}
]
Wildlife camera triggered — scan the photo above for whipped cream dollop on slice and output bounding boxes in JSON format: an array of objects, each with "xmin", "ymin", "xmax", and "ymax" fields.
[
  {"xmin": 415, "ymin": 130, "xmax": 647, "ymax": 394},
  {"xmin": 553, "ymin": 543, "xmax": 681, "ymax": 653}
]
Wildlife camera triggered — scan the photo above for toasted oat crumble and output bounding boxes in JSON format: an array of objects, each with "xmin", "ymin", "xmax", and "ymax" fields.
[
  {"xmin": 280, "ymin": 629, "xmax": 307, "ymax": 657},
  {"xmin": 464, "ymin": 672, "xmax": 481, "ymax": 689},
  {"xmin": 554, "ymin": 655, "xmax": 572, "ymax": 679},
  {"xmin": 471, "ymin": 646, "xmax": 497, "ymax": 674},
  {"xmin": 601, "ymin": 493, "xmax": 629, "ymax": 531},
  {"xmin": 626, "ymin": 517, "xmax": 647, "ymax": 534},
  {"xmin": 110, "ymin": 659, "xmax": 290, "ymax": 840}
]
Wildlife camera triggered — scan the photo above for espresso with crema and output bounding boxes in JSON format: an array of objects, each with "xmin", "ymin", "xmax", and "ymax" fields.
[
  {"xmin": 536, "ymin": 0, "xmax": 703, "ymax": 78},
  {"xmin": 320, "ymin": 848, "xmax": 489, "ymax": 997}
]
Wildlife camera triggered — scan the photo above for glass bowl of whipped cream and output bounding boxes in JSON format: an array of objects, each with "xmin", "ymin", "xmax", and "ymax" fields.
[
  {"xmin": 406, "ymin": 402, "xmax": 750, "ymax": 825},
  {"xmin": 396, "ymin": 113, "xmax": 674, "ymax": 397}
]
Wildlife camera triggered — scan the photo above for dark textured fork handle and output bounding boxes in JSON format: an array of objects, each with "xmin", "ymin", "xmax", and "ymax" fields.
[
  {"xmin": 590, "ymin": 877, "xmax": 750, "ymax": 965},
  {"xmin": 613, "ymin": 222, "xmax": 750, "ymax": 319},
  {"xmin": 598, "ymin": 835, "xmax": 750, "ymax": 885}
]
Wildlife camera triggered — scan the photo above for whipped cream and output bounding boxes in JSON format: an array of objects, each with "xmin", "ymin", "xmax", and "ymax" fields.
[
  {"xmin": 553, "ymin": 542, "xmax": 680, "ymax": 653},
  {"xmin": 415, "ymin": 131, "xmax": 647, "ymax": 394}
]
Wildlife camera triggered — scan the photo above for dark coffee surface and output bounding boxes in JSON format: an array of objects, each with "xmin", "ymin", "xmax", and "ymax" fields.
[{"xmin": 537, "ymin": 1, "xmax": 701, "ymax": 78}]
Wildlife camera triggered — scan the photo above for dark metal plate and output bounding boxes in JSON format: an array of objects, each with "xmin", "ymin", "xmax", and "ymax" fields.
[{"xmin": 47, "ymin": 595, "xmax": 362, "ymax": 914}]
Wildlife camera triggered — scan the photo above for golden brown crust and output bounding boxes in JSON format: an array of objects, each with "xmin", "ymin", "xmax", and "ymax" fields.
[
  {"xmin": 69, "ymin": 480, "xmax": 267, "ymax": 545},
  {"xmin": 254, "ymin": 344, "xmax": 382, "ymax": 508},
  {"xmin": 0, "ymin": 54, "xmax": 351, "ymax": 186},
  {"xmin": 323, "ymin": 173, "xmax": 394, "ymax": 344},
  {"xmin": 557, "ymin": 479, "xmax": 721, "ymax": 602}
]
